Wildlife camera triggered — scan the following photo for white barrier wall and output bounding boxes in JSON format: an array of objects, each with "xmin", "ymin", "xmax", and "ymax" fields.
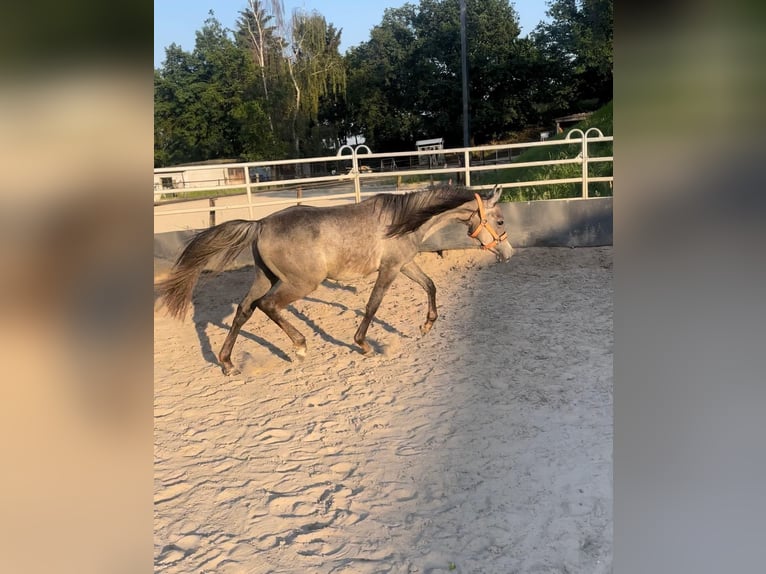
[
  {"xmin": 420, "ymin": 196, "xmax": 613, "ymax": 250},
  {"xmin": 154, "ymin": 197, "xmax": 612, "ymax": 273}
]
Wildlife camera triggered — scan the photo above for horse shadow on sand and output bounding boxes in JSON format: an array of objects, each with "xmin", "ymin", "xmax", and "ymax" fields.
[{"xmin": 187, "ymin": 267, "xmax": 404, "ymax": 368}]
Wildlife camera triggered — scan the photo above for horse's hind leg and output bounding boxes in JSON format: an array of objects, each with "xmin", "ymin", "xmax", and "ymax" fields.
[
  {"xmin": 400, "ymin": 261, "xmax": 438, "ymax": 335},
  {"xmin": 257, "ymin": 281, "xmax": 317, "ymax": 360},
  {"xmin": 218, "ymin": 266, "xmax": 274, "ymax": 376}
]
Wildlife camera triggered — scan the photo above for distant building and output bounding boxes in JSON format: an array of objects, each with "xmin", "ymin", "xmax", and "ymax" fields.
[
  {"xmin": 415, "ymin": 137, "xmax": 445, "ymax": 167},
  {"xmin": 153, "ymin": 159, "xmax": 266, "ymax": 191},
  {"xmin": 554, "ymin": 112, "xmax": 593, "ymax": 134}
]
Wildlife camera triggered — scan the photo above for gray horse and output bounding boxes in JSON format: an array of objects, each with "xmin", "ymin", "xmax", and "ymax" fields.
[{"xmin": 156, "ymin": 183, "xmax": 513, "ymax": 375}]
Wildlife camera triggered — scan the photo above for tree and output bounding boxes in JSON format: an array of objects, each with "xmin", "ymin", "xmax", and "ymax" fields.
[
  {"xmin": 532, "ymin": 0, "xmax": 613, "ymax": 112},
  {"xmin": 345, "ymin": 4, "xmax": 421, "ymax": 151},
  {"xmin": 413, "ymin": 0, "xmax": 524, "ymax": 143},
  {"xmin": 154, "ymin": 13, "xmax": 279, "ymax": 166},
  {"xmin": 235, "ymin": 0, "xmax": 281, "ymax": 135},
  {"xmin": 154, "ymin": 44, "xmax": 203, "ymax": 166},
  {"xmin": 154, "ymin": 0, "xmax": 613, "ymax": 164},
  {"xmin": 346, "ymin": 0, "xmax": 527, "ymax": 149},
  {"xmin": 269, "ymin": 2, "xmax": 346, "ymax": 157}
]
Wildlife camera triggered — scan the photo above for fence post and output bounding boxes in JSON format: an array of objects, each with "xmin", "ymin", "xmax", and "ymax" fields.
[
  {"xmin": 351, "ymin": 144, "xmax": 372, "ymax": 203},
  {"xmin": 352, "ymin": 163, "xmax": 361, "ymax": 203},
  {"xmin": 336, "ymin": 144, "xmax": 362, "ymax": 203},
  {"xmin": 581, "ymin": 134, "xmax": 589, "ymax": 198},
  {"xmin": 244, "ymin": 165, "xmax": 254, "ymax": 218},
  {"xmin": 352, "ymin": 150, "xmax": 362, "ymax": 203},
  {"xmin": 209, "ymin": 198, "xmax": 216, "ymax": 227},
  {"xmin": 575, "ymin": 127, "xmax": 605, "ymax": 199},
  {"xmin": 463, "ymin": 149, "xmax": 471, "ymax": 187},
  {"xmin": 297, "ymin": 186, "xmax": 302, "ymax": 205},
  {"xmin": 566, "ymin": 128, "xmax": 588, "ymax": 199}
]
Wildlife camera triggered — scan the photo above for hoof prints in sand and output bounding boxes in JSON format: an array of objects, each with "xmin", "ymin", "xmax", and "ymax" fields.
[{"xmin": 155, "ymin": 247, "xmax": 613, "ymax": 573}]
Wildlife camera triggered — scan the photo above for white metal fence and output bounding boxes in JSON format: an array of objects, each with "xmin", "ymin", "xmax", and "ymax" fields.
[{"xmin": 154, "ymin": 128, "xmax": 612, "ymax": 229}]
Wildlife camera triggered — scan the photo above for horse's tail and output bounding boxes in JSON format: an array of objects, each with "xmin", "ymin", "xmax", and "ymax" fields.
[{"xmin": 155, "ymin": 219, "xmax": 260, "ymax": 319}]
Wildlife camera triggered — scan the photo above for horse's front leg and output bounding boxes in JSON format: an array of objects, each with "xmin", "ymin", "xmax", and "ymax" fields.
[
  {"xmin": 354, "ymin": 267, "xmax": 399, "ymax": 355},
  {"xmin": 400, "ymin": 261, "xmax": 437, "ymax": 335}
]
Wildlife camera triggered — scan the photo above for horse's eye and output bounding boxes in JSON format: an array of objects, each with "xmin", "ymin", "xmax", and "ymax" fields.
[{"xmin": 497, "ymin": 220, "xmax": 504, "ymax": 226}]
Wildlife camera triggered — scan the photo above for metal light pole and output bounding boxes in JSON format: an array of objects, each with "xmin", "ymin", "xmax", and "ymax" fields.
[{"xmin": 460, "ymin": 0, "xmax": 469, "ymax": 147}]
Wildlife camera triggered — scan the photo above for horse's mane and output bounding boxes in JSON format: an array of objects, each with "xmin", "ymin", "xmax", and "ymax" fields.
[{"xmin": 377, "ymin": 184, "xmax": 477, "ymax": 238}]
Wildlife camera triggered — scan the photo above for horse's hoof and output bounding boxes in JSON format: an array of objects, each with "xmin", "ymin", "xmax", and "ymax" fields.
[
  {"xmin": 222, "ymin": 365, "xmax": 241, "ymax": 376},
  {"xmin": 294, "ymin": 346, "xmax": 307, "ymax": 361},
  {"xmin": 358, "ymin": 344, "xmax": 374, "ymax": 356},
  {"xmin": 420, "ymin": 323, "xmax": 433, "ymax": 336}
]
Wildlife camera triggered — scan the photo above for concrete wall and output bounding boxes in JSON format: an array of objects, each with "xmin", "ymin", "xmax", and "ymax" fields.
[
  {"xmin": 420, "ymin": 196, "xmax": 613, "ymax": 251},
  {"xmin": 154, "ymin": 197, "xmax": 612, "ymax": 270}
]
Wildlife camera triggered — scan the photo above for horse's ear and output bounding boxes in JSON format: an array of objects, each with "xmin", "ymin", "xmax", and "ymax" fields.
[{"xmin": 487, "ymin": 184, "xmax": 503, "ymax": 207}]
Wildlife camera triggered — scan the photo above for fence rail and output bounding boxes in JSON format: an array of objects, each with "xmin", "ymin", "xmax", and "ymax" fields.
[{"xmin": 154, "ymin": 128, "xmax": 612, "ymax": 231}]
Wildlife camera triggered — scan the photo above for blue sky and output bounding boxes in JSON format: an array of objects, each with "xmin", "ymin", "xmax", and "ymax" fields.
[{"xmin": 155, "ymin": 0, "xmax": 551, "ymax": 68}]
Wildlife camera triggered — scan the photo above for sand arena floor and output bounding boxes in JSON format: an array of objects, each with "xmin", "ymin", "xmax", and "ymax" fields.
[{"xmin": 154, "ymin": 246, "xmax": 613, "ymax": 573}]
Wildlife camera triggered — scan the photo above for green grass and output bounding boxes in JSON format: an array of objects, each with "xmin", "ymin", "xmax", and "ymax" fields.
[
  {"xmin": 474, "ymin": 101, "xmax": 613, "ymax": 201},
  {"xmin": 158, "ymin": 187, "xmax": 248, "ymax": 201},
  {"xmin": 395, "ymin": 174, "xmax": 455, "ymax": 186}
]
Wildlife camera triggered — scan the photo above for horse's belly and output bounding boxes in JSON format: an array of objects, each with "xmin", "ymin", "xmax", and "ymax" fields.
[
  {"xmin": 326, "ymin": 264, "xmax": 377, "ymax": 281},
  {"xmin": 325, "ymin": 254, "xmax": 380, "ymax": 281}
]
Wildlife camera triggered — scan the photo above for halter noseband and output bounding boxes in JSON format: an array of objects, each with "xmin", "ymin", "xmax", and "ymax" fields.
[{"xmin": 468, "ymin": 193, "xmax": 507, "ymax": 250}]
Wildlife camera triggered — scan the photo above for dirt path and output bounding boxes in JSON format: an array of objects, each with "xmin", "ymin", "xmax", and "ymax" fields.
[{"xmin": 154, "ymin": 246, "xmax": 613, "ymax": 573}]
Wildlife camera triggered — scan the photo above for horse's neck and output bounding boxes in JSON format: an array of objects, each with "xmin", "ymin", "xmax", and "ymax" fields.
[{"xmin": 416, "ymin": 203, "xmax": 474, "ymax": 245}]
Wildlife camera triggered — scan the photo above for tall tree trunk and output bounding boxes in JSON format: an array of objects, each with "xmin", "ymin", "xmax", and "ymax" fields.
[
  {"xmin": 287, "ymin": 58, "xmax": 302, "ymax": 160},
  {"xmin": 244, "ymin": 1, "xmax": 275, "ymax": 134}
]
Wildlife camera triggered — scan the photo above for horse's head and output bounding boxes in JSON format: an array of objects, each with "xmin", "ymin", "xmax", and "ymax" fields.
[{"xmin": 467, "ymin": 185, "xmax": 514, "ymax": 261}]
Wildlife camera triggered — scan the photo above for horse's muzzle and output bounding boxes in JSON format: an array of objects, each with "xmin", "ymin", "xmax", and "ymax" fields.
[{"xmin": 495, "ymin": 242, "xmax": 514, "ymax": 262}]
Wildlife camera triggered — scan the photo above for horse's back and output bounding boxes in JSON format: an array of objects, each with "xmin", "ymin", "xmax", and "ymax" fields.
[{"xmin": 256, "ymin": 202, "xmax": 387, "ymax": 281}]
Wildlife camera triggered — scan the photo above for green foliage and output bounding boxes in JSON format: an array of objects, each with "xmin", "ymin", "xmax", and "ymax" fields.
[
  {"xmin": 158, "ymin": 187, "xmax": 248, "ymax": 201},
  {"xmin": 343, "ymin": 0, "xmax": 612, "ymax": 150},
  {"xmin": 154, "ymin": 6, "xmax": 346, "ymax": 167},
  {"xmin": 479, "ymin": 101, "xmax": 612, "ymax": 201},
  {"xmin": 154, "ymin": 0, "xmax": 613, "ymax": 168},
  {"xmin": 417, "ymin": 0, "xmax": 524, "ymax": 143},
  {"xmin": 531, "ymin": 0, "xmax": 613, "ymax": 114},
  {"xmin": 346, "ymin": 0, "xmax": 530, "ymax": 150},
  {"xmin": 282, "ymin": 11, "xmax": 346, "ymax": 156},
  {"xmin": 154, "ymin": 15, "xmax": 284, "ymax": 167},
  {"xmin": 344, "ymin": 4, "xmax": 420, "ymax": 151}
]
